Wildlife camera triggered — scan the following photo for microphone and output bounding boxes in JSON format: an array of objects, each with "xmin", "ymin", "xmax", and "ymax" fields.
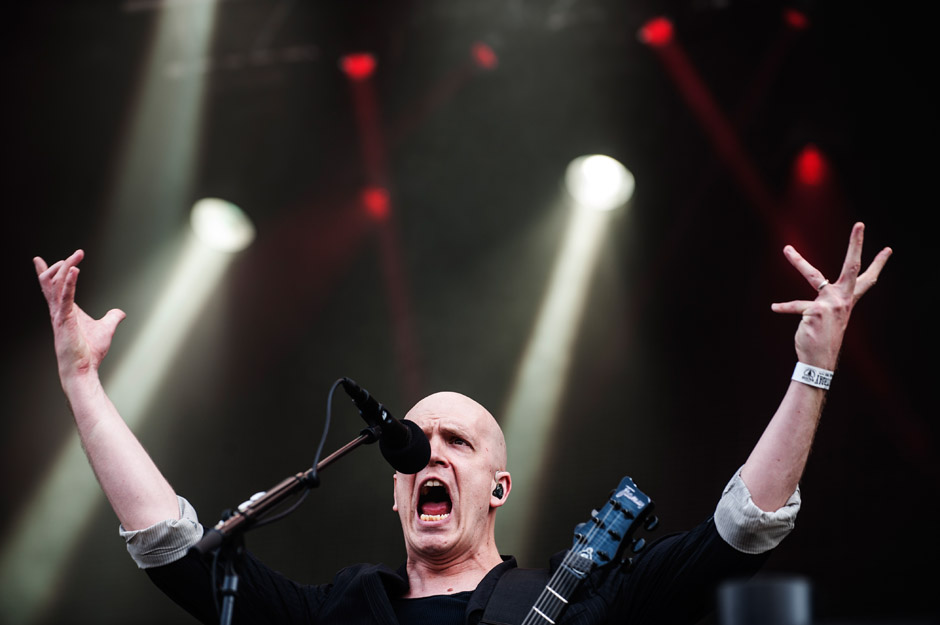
[{"xmin": 340, "ymin": 377, "xmax": 430, "ymax": 474}]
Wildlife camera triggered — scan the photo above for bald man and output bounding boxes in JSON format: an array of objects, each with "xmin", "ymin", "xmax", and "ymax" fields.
[
  {"xmin": 34, "ymin": 224, "xmax": 891, "ymax": 623},
  {"xmin": 393, "ymin": 393, "xmax": 510, "ymax": 598}
]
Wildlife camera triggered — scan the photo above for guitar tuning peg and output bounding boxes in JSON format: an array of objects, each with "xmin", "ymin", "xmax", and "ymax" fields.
[
  {"xmin": 644, "ymin": 515, "xmax": 659, "ymax": 531},
  {"xmin": 631, "ymin": 537, "xmax": 646, "ymax": 553}
]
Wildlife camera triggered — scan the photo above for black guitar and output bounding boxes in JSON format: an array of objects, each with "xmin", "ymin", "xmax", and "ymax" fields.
[{"xmin": 522, "ymin": 476, "xmax": 657, "ymax": 625}]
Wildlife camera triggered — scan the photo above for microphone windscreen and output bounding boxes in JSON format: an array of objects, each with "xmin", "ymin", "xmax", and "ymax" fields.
[{"xmin": 380, "ymin": 419, "xmax": 430, "ymax": 474}]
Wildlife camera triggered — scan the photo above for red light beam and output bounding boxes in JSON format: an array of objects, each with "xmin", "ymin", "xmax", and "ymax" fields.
[{"xmin": 342, "ymin": 52, "xmax": 423, "ymax": 400}]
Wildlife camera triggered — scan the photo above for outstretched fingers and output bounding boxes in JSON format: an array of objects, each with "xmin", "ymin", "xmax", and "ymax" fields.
[
  {"xmin": 35, "ymin": 258, "xmax": 64, "ymax": 308},
  {"xmin": 61, "ymin": 265, "xmax": 81, "ymax": 312},
  {"xmin": 773, "ymin": 222, "xmax": 892, "ymax": 316},
  {"xmin": 835, "ymin": 223, "xmax": 892, "ymax": 301},
  {"xmin": 782, "ymin": 244, "xmax": 828, "ymax": 292},
  {"xmin": 771, "ymin": 299, "xmax": 814, "ymax": 316},
  {"xmin": 835, "ymin": 222, "xmax": 865, "ymax": 293},
  {"xmin": 35, "ymin": 250, "xmax": 84, "ymax": 313},
  {"xmin": 855, "ymin": 246, "xmax": 893, "ymax": 299},
  {"xmin": 33, "ymin": 256, "xmax": 49, "ymax": 275},
  {"xmin": 37, "ymin": 259, "xmax": 64, "ymax": 286}
]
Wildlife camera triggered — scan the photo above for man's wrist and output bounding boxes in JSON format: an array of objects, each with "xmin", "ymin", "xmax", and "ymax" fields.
[
  {"xmin": 60, "ymin": 368, "xmax": 100, "ymax": 388},
  {"xmin": 791, "ymin": 362, "xmax": 833, "ymax": 390},
  {"xmin": 60, "ymin": 369, "xmax": 106, "ymax": 404}
]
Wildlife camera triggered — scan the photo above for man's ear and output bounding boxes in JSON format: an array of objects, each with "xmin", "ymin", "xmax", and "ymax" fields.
[
  {"xmin": 392, "ymin": 473, "xmax": 398, "ymax": 512},
  {"xmin": 490, "ymin": 471, "xmax": 511, "ymax": 508}
]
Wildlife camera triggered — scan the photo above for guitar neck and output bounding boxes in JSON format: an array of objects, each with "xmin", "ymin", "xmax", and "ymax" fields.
[
  {"xmin": 521, "ymin": 559, "xmax": 589, "ymax": 625},
  {"xmin": 518, "ymin": 475, "xmax": 655, "ymax": 625}
]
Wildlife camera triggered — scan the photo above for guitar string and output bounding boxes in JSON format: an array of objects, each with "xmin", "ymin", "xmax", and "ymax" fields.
[
  {"xmin": 528, "ymin": 486, "xmax": 650, "ymax": 622},
  {"xmin": 523, "ymin": 481, "xmax": 649, "ymax": 621},
  {"xmin": 550, "ymin": 503, "xmax": 620, "ymax": 598},
  {"xmin": 523, "ymin": 498, "xmax": 645, "ymax": 623},
  {"xmin": 522, "ymin": 502, "xmax": 623, "ymax": 625},
  {"xmin": 524, "ymin": 494, "xmax": 644, "ymax": 624}
]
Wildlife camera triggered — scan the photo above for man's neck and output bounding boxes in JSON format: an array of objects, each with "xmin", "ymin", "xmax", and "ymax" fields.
[{"xmin": 404, "ymin": 548, "xmax": 503, "ymax": 598}]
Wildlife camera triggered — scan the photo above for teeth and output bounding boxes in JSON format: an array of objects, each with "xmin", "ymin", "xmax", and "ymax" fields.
[
  {"xmin": 420, "ymin": 513, "xmax": 450, "ymax": 522},
  {"xmin": 421, "ymin": 479, "xmax": 443, "ymax": 495}
]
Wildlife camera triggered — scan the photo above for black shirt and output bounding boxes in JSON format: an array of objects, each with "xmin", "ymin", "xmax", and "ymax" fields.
[
  {"xmin": 146, "ymin": 518, "xmax": 768, "ymax": 624},
  {"xmin": 392, "ymin": 591, "xmax": 473, "ymax": 625}
]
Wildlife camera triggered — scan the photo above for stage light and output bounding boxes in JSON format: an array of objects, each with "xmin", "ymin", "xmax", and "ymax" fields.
[
  {"xmin": 639, "ymin": 17, "xmax": 674, "ymax": 47},
  {"xmin": 341, "ymin": 53, "xmax": 376, "ymax": 81},
  {"xmin": 564, "ymin": 154, "xmax": 635, "ymax": 211},
  {"xmin": 191, "ymin": 197, "xmax": 256, "ymax": 252},
  {"xmin": 795, "ymin": 144, "xmax": 827, "ymax": 186},
  {"xmin": 471, "ymin": 42, "xmax": 499, "ymax": 70},
  {"xmin": 361, "ymin": 186, "xmax": 390, "ymax": 220},
  {"xmin": 784, "ymin": 8, "xmax": 809, "ymax": 30}
]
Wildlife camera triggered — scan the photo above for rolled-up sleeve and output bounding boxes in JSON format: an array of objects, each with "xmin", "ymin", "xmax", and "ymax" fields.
[
  {"xmin": 119, "ymin": 496, "xmax": 204, "ymax": 569},
  {"xmin": 713, "ymin": 468, "xmax": 801, "ymax": 554}
]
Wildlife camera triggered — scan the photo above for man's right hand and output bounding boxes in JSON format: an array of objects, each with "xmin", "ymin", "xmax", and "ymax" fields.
[{"xmin": 34, "ymin": 249, "xmax": 126, "ymax": 380}]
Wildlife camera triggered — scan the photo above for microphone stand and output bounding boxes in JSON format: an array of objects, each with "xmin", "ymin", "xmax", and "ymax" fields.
[{"xmin": 189, "ymin": 425, "xmax": 382, "ymax": 625}]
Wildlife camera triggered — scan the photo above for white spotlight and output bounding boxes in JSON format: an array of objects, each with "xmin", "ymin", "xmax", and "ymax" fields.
[
  {"xmin": 190, "ymin": 197, "xmax": 256, "ymax": 252},
  {"xmin": 564, "ymin": 154, "xmax": 635, "ymax": 211}
]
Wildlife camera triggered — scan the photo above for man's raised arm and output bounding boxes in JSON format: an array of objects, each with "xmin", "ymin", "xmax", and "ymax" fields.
[
  {"xmin": 740, "ymin": 222, "xmax": 892, "ymax": 511},
  {"xmin": 35, "ymin": 249, "xmax": 180, "ymax": 530}
]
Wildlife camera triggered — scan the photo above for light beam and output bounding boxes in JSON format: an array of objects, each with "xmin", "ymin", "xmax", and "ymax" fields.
[{"xmin": 497, "ymin": 156, "xmax": 634, "ymax": 563}]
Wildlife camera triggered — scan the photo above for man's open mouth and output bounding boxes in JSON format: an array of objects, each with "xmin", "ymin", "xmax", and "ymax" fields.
[{"xmin": 418, "ymin": 478, "xmax": 452, "ymax": 522}]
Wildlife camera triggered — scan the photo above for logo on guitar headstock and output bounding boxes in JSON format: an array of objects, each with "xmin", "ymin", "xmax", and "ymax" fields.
[{"xmin": 614, "ymin": 484, "xmax": 645, "ymax": 508}]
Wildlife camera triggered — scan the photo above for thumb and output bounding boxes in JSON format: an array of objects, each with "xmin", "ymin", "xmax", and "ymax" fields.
[{"xmin": 102, "ymin": 309, "xmax": 127, "ymax": 334}]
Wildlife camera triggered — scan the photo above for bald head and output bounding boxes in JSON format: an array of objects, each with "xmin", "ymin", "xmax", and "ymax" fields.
[
  {"xmin": 404, "ymin": 392, "xmax": 507, "ymax": 471},
  {"xmin": 394, "ymin": 392, "xmax": 511, "ymax": 581}
]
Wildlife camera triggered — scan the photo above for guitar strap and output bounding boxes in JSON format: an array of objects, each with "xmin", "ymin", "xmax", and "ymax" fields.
[{"xmin": 478, "ymin": 567, "xmax": 551, "ymax": 625}]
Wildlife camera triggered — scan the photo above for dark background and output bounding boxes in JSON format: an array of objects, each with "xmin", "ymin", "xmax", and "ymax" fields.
[{"xmin": 1, "ymin": 1, "xmax": 934, "ymax": 624}]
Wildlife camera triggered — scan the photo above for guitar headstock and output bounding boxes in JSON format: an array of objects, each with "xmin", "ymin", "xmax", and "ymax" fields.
[{"xmin": 569, "ymin": 475, "xmax": 657, "ymax": 570}]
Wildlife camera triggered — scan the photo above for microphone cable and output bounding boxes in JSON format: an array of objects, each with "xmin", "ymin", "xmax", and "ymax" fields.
[
  {"xmin": 247, "ymin": 378, "xmax": 340, "ymax": 530},
  {"xmin": 211, "ymin": 379, "xmax": 339, "ymax": 617}
]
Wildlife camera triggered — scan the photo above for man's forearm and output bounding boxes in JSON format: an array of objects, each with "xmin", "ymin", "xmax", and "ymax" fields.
[
  {"xmin": 63, "ymin": 372, "xmax": 180, "ymax": 531},
  {"xmin": 739, "ymin": 380, "xmax": 825, "ymax": 511}
]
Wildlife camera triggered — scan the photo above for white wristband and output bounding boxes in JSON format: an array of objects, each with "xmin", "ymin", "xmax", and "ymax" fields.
[{"xmin": 792, "ymin": 362, "xmax": 833, "ymax": 390}]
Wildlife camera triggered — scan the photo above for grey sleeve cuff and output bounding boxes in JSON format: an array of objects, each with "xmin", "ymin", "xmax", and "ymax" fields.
[
  {"xmin": 713, "ymin": 467, "xmax": 801, "ymax": 554},
  {"xmin": 119, "ymin": 496, "xmax": 204, "ymax": 569}
]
